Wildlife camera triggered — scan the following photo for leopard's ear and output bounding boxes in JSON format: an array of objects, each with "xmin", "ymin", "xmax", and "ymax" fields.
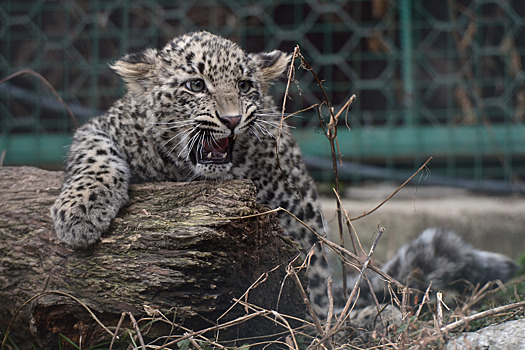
[
  {"xmin": 250, "ymin": 50, "xmax": 291, "ymax": 87},
  {"xmin": 110, "ymin": 48, "xmax": 157, "ymax": 94}
]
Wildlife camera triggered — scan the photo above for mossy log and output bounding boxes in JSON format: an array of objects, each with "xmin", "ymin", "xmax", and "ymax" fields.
[{"xmin": 0, "ymin": 166, "xmax": 307, "ymax": 348}]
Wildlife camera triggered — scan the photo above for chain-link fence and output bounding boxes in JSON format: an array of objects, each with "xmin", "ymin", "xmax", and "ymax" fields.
[{"xmin": 1, "ymin": 0, "xmax": 524, "ymax": 192}]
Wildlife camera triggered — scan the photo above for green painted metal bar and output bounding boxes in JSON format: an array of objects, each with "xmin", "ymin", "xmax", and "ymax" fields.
[
  {"xmin": 399, "ymin": 0, "xmax": 415, "ymax": 126},
  {"xmin": 294, "ymin": 124, "xmax": 525, "ymax": 159},
  {"xmin": 0, "ymin": 134, "xmax": 72, "ymax": 165},
  {"xmin": 90, "ymin": 0, "xmax": 100, "ymax": 118}
]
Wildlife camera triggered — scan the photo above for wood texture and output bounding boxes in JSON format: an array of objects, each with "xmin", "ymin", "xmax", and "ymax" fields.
[{"xmin": 0, "ymin": 166, "xmax": 307, "ymax": 348}]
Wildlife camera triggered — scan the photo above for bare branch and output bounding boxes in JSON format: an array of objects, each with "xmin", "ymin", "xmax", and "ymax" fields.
[
  {"xmin": 350, "ymin": 157, "xmax": 433, "ymax": 221},
  {"xmin": 441, "ymin": 301, "xmax": 525, "ymax": 334}
]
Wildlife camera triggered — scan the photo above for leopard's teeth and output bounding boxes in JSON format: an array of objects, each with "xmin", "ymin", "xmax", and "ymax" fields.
[
  {"xmin": 207, "ymin": 152, "xmax": 213, "ymax": 159},
  {"xmin": 222, "ymin": 153, "xmax": 227, "ymax": 159},
  {"xmin": 233, "ymin": 135, "xmax": 237, "ymax": 141}
]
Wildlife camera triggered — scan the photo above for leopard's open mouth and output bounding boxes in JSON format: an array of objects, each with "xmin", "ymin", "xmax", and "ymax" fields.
[{"xmin": 193, "ymin": 136, "xmax": 235, "ymax": 165}]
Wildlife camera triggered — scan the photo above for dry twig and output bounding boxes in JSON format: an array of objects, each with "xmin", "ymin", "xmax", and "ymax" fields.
[
  {"xmin": 128, "ymin": 312, "xmax": 146, "ymax": 350},
  {"xmin": 350, "ymin": 156, "xmax": 433, "ymax": 221},
  {"xmin": 440, "ymin": 300, "xmax": 525, "ymax": 334},
  {"xmin": 319, "ymin": 227, "xmax": 387, "ymax": 344},
  {"xmin": 155, "ymin": 310, "xmax": 267, "ymax": 349},
  {"xmin": 288, "ymin": 259, "xmax": 329, "ymax": 346},
  {"xmin": 109, "ymin": 312, "xmax": 127, "ymax": 350},
  {"xmin": 296, "ymin": 47, "xmax": 358, "ymax": 300}
]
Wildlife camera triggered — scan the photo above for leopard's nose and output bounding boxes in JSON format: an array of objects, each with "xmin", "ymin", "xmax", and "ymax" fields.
[{"xmin": 218, "ymin": 114, "xmax": 241, "ymax": 131}]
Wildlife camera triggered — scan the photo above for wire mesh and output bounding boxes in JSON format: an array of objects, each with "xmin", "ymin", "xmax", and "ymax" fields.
[{"xmin": 1, "ymin": 0, "xmax": 524, "ymax": 192}]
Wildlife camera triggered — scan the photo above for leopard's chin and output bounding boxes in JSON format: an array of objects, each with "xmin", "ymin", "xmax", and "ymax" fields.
[{"xmin": 192, "ymin": 162, "xmax": 233, "ymax": 179}]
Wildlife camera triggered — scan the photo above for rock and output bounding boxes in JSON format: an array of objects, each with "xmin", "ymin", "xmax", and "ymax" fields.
[{"xmin": 446, "ymin": 318, "xmax": 525, "ymax": 350}]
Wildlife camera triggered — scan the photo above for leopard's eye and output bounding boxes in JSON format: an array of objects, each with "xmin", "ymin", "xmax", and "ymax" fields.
[
  {"xmin": 238, "ymin": 80, "xmax": 252, "ymax": 93},
  {"xmin": 185, "ymin": 79, "xmax": 206, "ymax": 92}
]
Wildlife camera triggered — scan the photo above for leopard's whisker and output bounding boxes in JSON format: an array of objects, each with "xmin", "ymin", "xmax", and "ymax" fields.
[
  {"xmin": 248, "ymin": 127, "xmax": 262, "ymax": 143},
  {"xmin": 166, "ymin": 127, "xmax": 197, "ymax": 158},
  {"xmin": 189, "ymin": 132, "xmax": 206, "ymax": 161},
  {"xmin": 159, "ymin": 128, "xmax": 192, "ymax": 153},
  {"xmin": 163, "ymin": 126, "xmax": 199, "ymax": 156},
  {"xmin": 178, "ymin": 130, "xmax": 202, "ymax": 160},
  {"xmin": 156, "ymin": 120, "xmax": 194, "ymax": 124},
  {"xmin": 256, "ymin": 119, "xmax": 295, "ymax": 130},
  {"xmin": 252, "ymin": 122, "xmax": 274, "ymax": 139},
  {"xmin": 156, "ymin": 120, "xmax": 196, "ymax": 128}
]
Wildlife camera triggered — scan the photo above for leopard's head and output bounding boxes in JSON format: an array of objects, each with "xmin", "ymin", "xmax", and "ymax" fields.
[{"xmin": 111, "ymin": 31, "xmax": 290, "ymax": 179}]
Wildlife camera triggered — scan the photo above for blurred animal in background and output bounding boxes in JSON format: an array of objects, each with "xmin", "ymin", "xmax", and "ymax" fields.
[{"xmin": 345, "ymin": 227, "xmax": 518, "ymax": 308}]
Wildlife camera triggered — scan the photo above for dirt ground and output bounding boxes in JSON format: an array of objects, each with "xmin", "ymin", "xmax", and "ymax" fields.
[{"xmin": 320, "ymin": 185, "xmax": 525, "ymax": 265}]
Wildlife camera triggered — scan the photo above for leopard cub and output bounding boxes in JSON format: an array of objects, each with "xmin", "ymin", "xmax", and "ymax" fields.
[{"xmin": 51, "ymin": 31, "xmax": 330, "ymax": 313}]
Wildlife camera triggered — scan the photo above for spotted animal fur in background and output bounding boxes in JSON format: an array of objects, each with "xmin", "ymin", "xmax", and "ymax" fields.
[
  {"xmin": 51, "ymin": 31, "xmax": 330, "ymax": 313},
  {"xmin": 344, "ymin": 228, "xmax": 518, "ymax": 309}
]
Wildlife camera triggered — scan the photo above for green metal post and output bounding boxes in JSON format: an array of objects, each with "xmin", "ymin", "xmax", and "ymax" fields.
[{"xmin": 399, "ymin": 0, "xmax": 415, "ymax": 125}]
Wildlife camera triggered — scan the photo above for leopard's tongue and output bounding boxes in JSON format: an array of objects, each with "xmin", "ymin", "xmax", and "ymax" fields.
[{"xmin": 203, "ymin": 138, "xmax": 229, "ymax": 159}]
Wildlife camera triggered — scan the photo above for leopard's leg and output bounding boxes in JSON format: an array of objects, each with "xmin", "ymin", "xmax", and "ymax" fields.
[{"xmin": 51, "ymin": 123, "xmax": 130, "ymax": 248}]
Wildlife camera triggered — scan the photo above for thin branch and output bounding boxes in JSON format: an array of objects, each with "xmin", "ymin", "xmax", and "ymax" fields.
[
  {"xmin": 109, "ymin": 312, "xmax": 126, "ymax": 350},
  {"xmin": 332, "ymin": 188, "xmax": 364, "ymax": 254},
  {"xmin": 281, "ymin": 103, "xmax": 319, "ymax": 122},
  {"xmin": 297, "ymin": 57, "xmax": 358, "ymax": 298},
  {"xmin": 440, "ymin": 300, "xmax": 525, "ymax": 334},
  {"xmin": 271, "ymin": 310, "xmax": 299, "ymax": 350},
  {"xmin": 187, "ymin": 336, "xmax": 204, "ymax": 350},
  {"xmin": 324, "ymin": 277, "xmax": 334, "ymax": 333},
  {"xmin": 217, "ymin": 271, "xmax": 269, "ymax": 322},
  {"xmin": 128, "ymin": 312, "xmax": 146, "ymax": 350},
  {"xmin": 350, "ymin": 157, "xmax": 433, "ymax": 221},
  {"xmin": 141, "ymin": 311, "xmax": 228, "ymax": 349},
  {"xmin": 274, "ymin": 46, "xmax": 308, "ymax": 195},
  {"xmin": 322, "ymin": 227, "xmax": 386, "ymax": 342},
  {"xmin": 234, "ymin": 297, "xmax": 314, "ymax": 330},
  {"xmin": 155, "ymin": 311, "xmax": 268, "ymax": 349},
  {"xmin": 287, "ymin": 260, "xmax": 327, "ymax": 341},
  {"xmin": 297, "ymin": 52, "xmax": 334, "ymax": 121}
]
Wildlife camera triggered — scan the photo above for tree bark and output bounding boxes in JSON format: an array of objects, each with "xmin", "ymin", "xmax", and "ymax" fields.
[{"xmin": 0, "ymin": 166, "xmax": 307, "ymax": 348}]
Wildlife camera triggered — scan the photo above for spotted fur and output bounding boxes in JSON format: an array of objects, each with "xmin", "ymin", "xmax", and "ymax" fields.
[
  {"xmin": 51, "ymin": 31, "xmax": 330, "ymax": 313},
  {"xmin": 345, "ymin": 228, "xmax": 518, "ymax": 308}
]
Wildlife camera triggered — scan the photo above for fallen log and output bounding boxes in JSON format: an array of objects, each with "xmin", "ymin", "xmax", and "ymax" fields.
[{"xmin": 0, "ymin": 166, "xmax": 307, "ymax": 349}]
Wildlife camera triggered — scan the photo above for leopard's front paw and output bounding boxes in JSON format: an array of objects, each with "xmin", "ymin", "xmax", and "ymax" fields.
[
  {"xmin": 51, "ymin": 201, "xmax": 102, "ymax": 249},
  {"xmin": 50, "ymin": 189, "xmax": 122, "ymax": 249}
]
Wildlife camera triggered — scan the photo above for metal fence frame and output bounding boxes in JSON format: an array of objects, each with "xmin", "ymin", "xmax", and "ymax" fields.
[{"xmin": 1, "ymin": 0, "xmax": 524, "ymax": 192}]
